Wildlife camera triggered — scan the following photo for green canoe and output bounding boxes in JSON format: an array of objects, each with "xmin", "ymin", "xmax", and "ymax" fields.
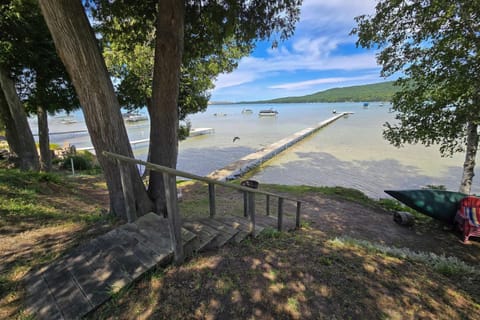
[{"xmin": 384, "ymin": 189, "xmax": 468, "ymax": 223}]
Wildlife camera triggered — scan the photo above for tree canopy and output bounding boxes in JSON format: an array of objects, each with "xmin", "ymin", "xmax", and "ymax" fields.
[{"xmin": 353, "ymin": 0, "xmax": 480, "ymax": 192}]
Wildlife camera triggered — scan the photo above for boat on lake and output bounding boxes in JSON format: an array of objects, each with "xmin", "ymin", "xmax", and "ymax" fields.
[
  {"xmin": 384, "ymin": 189, "xmax": 467, "ymax": 223},
  {"xmin": 59, "ymin": 117, "xmax": 77, "ymax": 124},
  {"xmin": 242, "ymin": 108, "xmax": 253, "ymax": 114},
  {"xmin": 258, "ymin": 109, "xmax": 278, "ymax": 117},
  {"xmin": 363, "ymin": 102, "xmax": 369, "ymax": 108},
  {"xmin": 123, "ymin": 112, "xmax": 148, "ymax": 122}
]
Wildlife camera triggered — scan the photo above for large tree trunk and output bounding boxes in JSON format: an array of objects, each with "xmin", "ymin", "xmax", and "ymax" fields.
[
  {"xmin": 0, "ymin": 87, "xmax": 21, "ymax": 155},
  {"xmin": 37, "ymin": 105, "xmax": 51, "ymax": 171},
  {"xmin": 147, "ymin": 0, "xmax": 185, "ymax": 214},
  {"xmin": 0, "ymin": 67, "xmax": 40, "ymax": 171},
  {"xmin": 39, "ymin": 0, "xmax": 153, "ymax": 218},
  {"xmin": 459, "ymin": 121, "xmax": 479, "ymax": 194}
]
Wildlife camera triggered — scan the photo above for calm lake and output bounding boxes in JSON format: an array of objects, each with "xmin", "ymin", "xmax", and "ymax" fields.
[{"xmin": 30, "ymin": 102, "xmax": 478, "ymax": 199}]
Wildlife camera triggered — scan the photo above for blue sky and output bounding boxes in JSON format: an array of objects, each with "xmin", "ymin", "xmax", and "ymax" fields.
[{"xmin": 211, "ymin": 0, "xmax": 384, "ymax": 102}]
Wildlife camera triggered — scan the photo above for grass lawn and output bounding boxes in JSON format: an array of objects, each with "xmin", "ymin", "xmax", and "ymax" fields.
[{"xmin": 1, "ymin": 170, "xmax": 479, "ymax": 319}]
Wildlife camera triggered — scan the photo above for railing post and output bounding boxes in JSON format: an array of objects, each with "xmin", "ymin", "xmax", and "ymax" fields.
[
  {"xmin": 243, "ymin": 191, "xmax": 248, "ymax": 217},
  {"xmin": 208, "ymin": 183, "xmax": 216, "ymax": 218},
  {"xmin": 266, "ymin": 195, "xmax": 270, "ymax": 216},
  {"xmin": 162, "ymin": 172, "xmax": 184, "ymax": 264},
  {"xmin": 296, "ymin": 201, "xmax": 301, "ymax": 229},
  {"xmin": 247, "ymin": 192, "xmax": 256, "ymax": 234},
  {"xmin": 117, "ymin": 160, "xmax": 137, "ymax": 223},
  {"xmin": 277, "ymin": 197, "xmax": 284, "ymax": 231}
]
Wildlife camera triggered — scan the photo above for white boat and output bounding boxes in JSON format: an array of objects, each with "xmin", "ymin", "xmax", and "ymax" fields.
[
  {"xmin": 60, "ymin": 117, "xmax": 77, "ymax": 124},
  {"xmin": 123, "ymin": 112, "xmax": 148, "ymax": 122},
  {"xmin": 242, "ymin": 108, "xmax": 253, "ymax": 114},
  {"xmin": 258, "ymin": 109, "xmax": 278, "ymax": 117}
]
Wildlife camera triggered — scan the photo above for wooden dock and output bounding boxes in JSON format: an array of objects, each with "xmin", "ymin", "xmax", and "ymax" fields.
[
  {"xmin": 25, "ymin": 212, "xmax": 295, "ymax": 319},
  {"xmin": 208, "ymin": 112, "xmax": 353, "ymax": 181}
]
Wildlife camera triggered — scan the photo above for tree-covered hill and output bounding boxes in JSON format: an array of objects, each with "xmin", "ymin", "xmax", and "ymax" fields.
[{"xmin": 241, "ymin": 81, "xmax": 397, "ymax": 103}]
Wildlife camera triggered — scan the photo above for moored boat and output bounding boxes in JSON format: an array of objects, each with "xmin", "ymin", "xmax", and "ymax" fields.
[
  {"xmin": 384, "ymin": 189, "xmax": 467, "ymax": 223},
  {"xmin": 123, "ymin": 112, "xmax": 148, "ymax": 122},
  {"xmin": 258, "ymin": 109, "xmax": 278, "ymax": 117}
]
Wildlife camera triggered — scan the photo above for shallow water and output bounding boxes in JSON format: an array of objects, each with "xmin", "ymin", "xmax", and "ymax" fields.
[{"xmin": 30, "ymin": 102, "xmax": 478, "ymax": 198}]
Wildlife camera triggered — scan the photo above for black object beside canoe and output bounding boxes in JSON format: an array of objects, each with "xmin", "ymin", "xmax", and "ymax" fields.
[{"xmin": 384, "ymin": 189, "xmax": 467, "ymax": 223}]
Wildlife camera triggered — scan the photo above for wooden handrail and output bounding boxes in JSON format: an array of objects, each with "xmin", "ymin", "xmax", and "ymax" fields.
[
  {"xmin": 104, "ymin": 151, "xmax": 303, "ymax": 264},
  {"xmin": 103, "ymin": 151, "xmax": 303, "ymax": 203}
]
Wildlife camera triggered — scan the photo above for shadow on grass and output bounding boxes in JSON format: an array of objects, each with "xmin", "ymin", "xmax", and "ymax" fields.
[{"xmin": 88, "ymin": 229, "xmax": 480, "ymax": 320}]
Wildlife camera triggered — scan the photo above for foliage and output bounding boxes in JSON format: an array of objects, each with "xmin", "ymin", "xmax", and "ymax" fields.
[
  {"xmin": 244, "ymin": 81, "xmax": 398, "ymax": 104},
  {"xmin": 62, "ymin": 154, "xmax": 93, "ymax": 171},
  {"xmin": 352, "ymin": 0, "xmax": 480, "ymax": 157},
  {"xmin": 89, "ymin": 0, "xmax": 302, "ymax": 118},
  {"xmin": 0, "ymin": 0, "xmax": 79, "ymax": 115}
]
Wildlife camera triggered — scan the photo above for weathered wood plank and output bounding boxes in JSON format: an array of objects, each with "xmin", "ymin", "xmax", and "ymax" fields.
[
  {"xmin": 278, "ymin": 198, "xmax": 284, "ymax": 231},
  {"xmin": 266, "ymin": 195, "xmax": 270, "ymax": 216},
  {"xmin": 296, "ymin": 201, "xmax": 301, "ymax": 229},
  {"xmin": 134, "ymin": 213, "xmax": 174, "ymax": 253},
  {"xmin": 183, "ymin": 221, "xmax": 220, "ymax": 251},
  {"xmin": 42, "ymin": 262, "xmax": 92, "ymax": 320},
  {"xmin": 199, "ymin": 218, "xmax": 239, "ymax": 248},
  {"xmin": 83, "ymin": 239, "xmax": 133, "ymax": 294},
  {"xmin": 208, "ymin": 183, "xmax": 216, "ymax": 218},
  {"xmin": 248, "ymin": 192, "xmax": 256, "ymax": 234},
  {"xmin": 217, "ymin": 216, "xmax": 264, "ymax": 237},
  {"xmin": 120, "ymin": 222, "xmax": 173, "ymax": 263},
  {"xmin": 163, "ymin": 172, "xmax": 184, "ymax": 264},
  {"xmin": 117, "ymin": 159, "xmax": 137, "ymax": 222},
  {"xmin": 25, "ymin": 272, "xmax": 63, "ymax": 320}
]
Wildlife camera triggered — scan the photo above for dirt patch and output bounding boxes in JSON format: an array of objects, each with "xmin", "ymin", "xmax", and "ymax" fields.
[
  {"xmin": 300, "ymin": 192, "xmax": 480, "ymax": 264},
  {"xmin": 0, "ymin": 173, "xmax": 113, "ymax": 319},
  {"xmin": 90, "ymin": 187, "xmax": 480, "ymax": 319}
]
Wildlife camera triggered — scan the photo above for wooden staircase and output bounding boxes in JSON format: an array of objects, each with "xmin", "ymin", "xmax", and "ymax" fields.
[{"xmin": 25, "ymin": 212, "xmax": 296, "ymax": 319}]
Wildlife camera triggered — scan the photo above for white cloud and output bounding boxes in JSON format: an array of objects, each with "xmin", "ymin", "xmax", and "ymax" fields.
[
  {"xmin": 269, "ymin": 75, "xmax": 379, "ymax": 90},
  {"xmin": 214, "ymin": 52, "xmax": 378, "ymax": 89},
  {"xmin": 211, "ymin": 0, "xmax": 379, "ymax": 99}
]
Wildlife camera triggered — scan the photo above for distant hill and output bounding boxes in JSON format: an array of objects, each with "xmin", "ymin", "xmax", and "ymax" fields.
[{"xmin": 241, "ymin": 81, "xmax": 398, "ymax": 104}]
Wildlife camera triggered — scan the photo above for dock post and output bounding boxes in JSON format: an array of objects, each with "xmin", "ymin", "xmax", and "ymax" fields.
[
  {"xmin": 296, "ymin": 201, "xmax": 301, "ymax": 229},
  {"xmin": 248, "ymin": 192, "xmax": 256, "ymax": 234},
  {"xmin": 208, "ymin": 183, "xmax": 216, "ymax": 218},
  {"xmin": 277, "ymin": 198, "xmax": 284, "ymax": 231}
]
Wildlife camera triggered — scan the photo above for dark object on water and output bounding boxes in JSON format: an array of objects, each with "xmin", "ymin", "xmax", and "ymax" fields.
[
  {"xmin": 233, "ymin": 136, "xmax": 240, "ymax": 143},
  {"xmin": 241, "ymin": 179, "xmax": 259, "ymax": 189},
  {"xmin": 258, "ymin": 109, "xmax": 278, "ymax": 116},
  {"xmin": 385, "ymin": 189, "xmax": 467, "ymax": 223},
  {"xmin": 393, "ymin": 211, "xmax": 415, "ymax": 226},
  {"xmin": 363, "ymin": 102, "xmax": 369, "ymax": 107}
]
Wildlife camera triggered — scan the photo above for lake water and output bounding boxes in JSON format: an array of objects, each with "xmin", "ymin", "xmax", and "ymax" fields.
[{"xmin": 30, "ymin": 102, "xmax": 478, "ymax": 199}]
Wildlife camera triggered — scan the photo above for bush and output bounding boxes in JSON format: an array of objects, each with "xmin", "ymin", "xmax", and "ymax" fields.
[{"xmin": 62, "ymin": 155, "xmax": 92, "ymax": 170}]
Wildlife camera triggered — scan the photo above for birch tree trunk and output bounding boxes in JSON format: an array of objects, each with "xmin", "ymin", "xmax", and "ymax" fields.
[
  {"xmin": 0, "ymin": 67, "xmax": 39, "ymax": 171},
  {"xmin": 37, "ymin": 105, "xmax": 51, "ymax": 171},
  {"xmin": 39, "ymin": 0, "xmax": 153, "ymax": 218},
  {"xmin": 459, "ymin": 121, "xmax": 479, "ymax": 194},
  {"xmin": 147, "ymin": 0, "xmax": 184, "ymax": 214}
]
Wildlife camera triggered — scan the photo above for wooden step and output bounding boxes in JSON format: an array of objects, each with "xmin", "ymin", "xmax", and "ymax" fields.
[
  {"xmin": 183, "ymin": 221, "xmax": 220, "ymax": 252},
  {"xmin": 25, "ymin": 213, "xmax": 174, "ymax": 320},
  {"xmin": 197, "ymin": 218, "xmax": 239, "ymax": 249},
  {"xmin": 255, "ymin": 214, "xmax": 296, "ymax": 231},
  {"xmin": 216, "ymin": 216, "xmax": 264, "ymax": 242}
]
